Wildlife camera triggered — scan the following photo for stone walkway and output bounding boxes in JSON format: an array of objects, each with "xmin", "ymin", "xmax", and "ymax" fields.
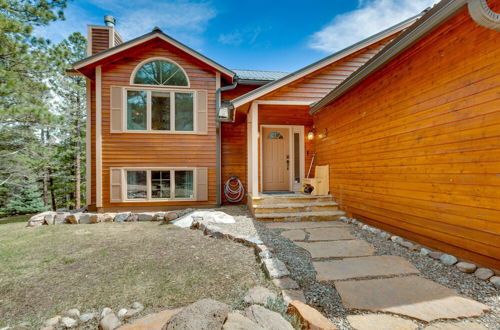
[{"xmin": 264, "ymin": 221, "xmax": 491, "ymax": 329}]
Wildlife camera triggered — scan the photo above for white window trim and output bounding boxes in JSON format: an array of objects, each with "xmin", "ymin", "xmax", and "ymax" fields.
[
  {"xmin": 129, "ymin": 56, "xmax": 191, "ymax": 88},
  {"xmin": 123, "ymin": 86, "xmax": 197, "ymax": 134},
  {"xmin": 123, "ymin": 167, "xmax": 197, "ymax": 202}
]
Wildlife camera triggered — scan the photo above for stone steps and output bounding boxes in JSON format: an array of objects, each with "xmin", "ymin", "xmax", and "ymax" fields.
[
  {"xmin": 254, "ymin": 210, "xmax": 345, "ymax": 222},
  {"xmin": 252, "ymin": 201, "xmax": 339, "ymax": 214},
  {"xmin": 252, "ymin": 194, "xmax": 334, "ymax": 205}
]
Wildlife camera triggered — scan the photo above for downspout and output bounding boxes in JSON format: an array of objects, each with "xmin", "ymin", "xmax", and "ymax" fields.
[{"xmin": 216, "ymin": 80, "xmax": 238, "ymax": 206}]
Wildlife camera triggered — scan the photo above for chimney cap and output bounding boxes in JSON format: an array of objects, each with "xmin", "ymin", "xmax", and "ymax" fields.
[
  {"xmin": 104, "ymin": 15, "xmax": 116, "ymax": 27},
  {"xmin": 152, "ymin": 26, "xmax": 163, "ymax": 33}
]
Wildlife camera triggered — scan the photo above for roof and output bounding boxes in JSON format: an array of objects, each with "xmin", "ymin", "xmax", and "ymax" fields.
[
  {"xmin": 73, "ymin": 28, "xmax": 235, "ymax": 80},
  {"xmin": 310, "ymin": 0, "xmax": 470, "ymax": 114},
  {"xmin": 229, "ymin": 13, "xmax": 423, "ymax": 109},
  {"xmin": 233, "ymin": 69, "xmax": 289, "ymax": 81}
]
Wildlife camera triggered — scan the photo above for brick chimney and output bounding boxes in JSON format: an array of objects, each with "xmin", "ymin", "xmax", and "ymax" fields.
[{"xmin": 87, "ymin": 15, "xmax": 123, "ymax": 56}]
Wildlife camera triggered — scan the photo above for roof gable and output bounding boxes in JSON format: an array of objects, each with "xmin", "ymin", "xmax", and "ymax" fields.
[
  {"xmin": 73, "ymin": 29, "xmax": 235, "ymax": 81},
  {"xmin": 230, "ymin": 13, "xmax": 422, "ymax": 109}
]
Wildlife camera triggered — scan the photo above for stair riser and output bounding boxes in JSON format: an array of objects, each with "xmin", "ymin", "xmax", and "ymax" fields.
[
  {"xmin": 252, "ymin": 196, "xmax": 332, "ymax": 205},
  {"xmin": 253, "ymin": 205, "xmax": 339, "ymax": 214},
  {"xmin": 257, "ymin": 214, "xmax": 343, "ymax": 222}
]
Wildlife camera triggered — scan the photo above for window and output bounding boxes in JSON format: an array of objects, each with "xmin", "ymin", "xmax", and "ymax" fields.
[
  {"xmin": 268, "ymin": 131, "xmax": 284, "ymax": 139},
  {"xmin": 133, "ymin": 60, "xmax": 188, "ymax": 86},
  {"xmin": 126, "ymin": 169, "xmax": 194, "ymax": 200},
  {"xmin": 126, "ymin": 90, "xmax": 194, "ymax": 132}
]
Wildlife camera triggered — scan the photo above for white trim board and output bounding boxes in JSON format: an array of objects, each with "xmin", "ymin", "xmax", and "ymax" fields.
[{"xmin": 95, "ymin": 66, "xmax": 102, "ymax": 208}]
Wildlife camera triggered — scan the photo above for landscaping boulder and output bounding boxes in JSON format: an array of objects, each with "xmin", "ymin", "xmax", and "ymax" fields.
[
  {"xmin": 281, "ymin": 289, "xmax": 306, "ymax": 305},
  {"xmin": 27, "ymin": 211, "xmax": 56, "ymax": 227},
  {"xmin": 244, "ymin": 305, "xmax": 293, "ymax": 330},
  {"xmin": 99, "ymin": 313, "xmax": 121, "ymax": 330},
  {"xmin": 101, "ymin": 308, "xmax": 113, "ymax": 319},
  {"xmin": 114, "ymin": 213, "xmax": 130, "ymax": 222},
  {"xmin": 102, "ymin": 213, "xmax": 115, "ymax": 222},
  {"xmin": 137, "ymin": 213, "xmax": 154, "ymax": 221},
  {"xmin": 65, "ymin": 309, "xmax": 80, "ymax": 319},
  {"xmin": 244, "ymin": 286, "xmax": 277, "ymax": 305},
  {"xmin": 117, "ymin": 309, "xmax": 128, "ymax": 319},
  {"xmin": 223, "ymin": 312, "xmax": 265, "ymax": 330},
  {"xmin": 126, "ymin": 213, "xmax": 138, "ymax": 222},
  {"xmin": 79, "ymin": 213, "xmax": 92, "ymax": 224},
  {"xmin": 262, "ymin": 258, "xmax": 290, "ymax": 279},
  {"xmin": 272, "ymin": 277, "xmax": 299, "ymax": 290},
  {"xmin": 474, "ymin": 268, "xmax": 494, "ymax": 280},
  {"xmin": 60, "ymin": 317, "xmax": 77, "ymax": 328},
  {"xmin": 164, "ymin": 298, "xmax": 231, "ymax": 330},
  {"xmin": 153, "ymin": 212, "xmax": 165, "ymax": 221},
  {"xmin": 456, "ymin": 262, "xmax": 476, "ymax": 273},
  {"xmin": 287, "ymin": 300, "xmax": 336, "ymax": 330},
  {"xmin": 90, "ymin": 214, "xmax": 104, "ymax": 224},
  {"xmin": 165, "ymin": 212, "xmax": 178, "ymax": 222},
  {"xmin": 65, "ymin": 213, "xmax": 80, "ymax": 224},
  {"xmin": 44, "ymin": 316, "xmax": 61, "ymax": 327},
  {"xmin": 54, "ymin": 212, "xmax": 70, "ymax": 225},
  {"xmin": 79, "ymin": 313, "xmax": 95, "ymax": 323}
]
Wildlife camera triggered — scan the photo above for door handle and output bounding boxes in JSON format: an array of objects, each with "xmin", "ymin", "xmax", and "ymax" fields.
[{"xmin": 286, "ymin": 155, "xmax": 289, "ymax": 170}]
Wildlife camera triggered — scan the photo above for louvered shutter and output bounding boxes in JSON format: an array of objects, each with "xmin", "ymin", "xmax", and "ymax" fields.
[
  {"xmin": 196, "ymin": 90, "xmax": 208, "ymax": 134},
  {"xmin": 195, "ymin": 167, "xmax": 208, "ymax": 201},
  {"xmin": 110, "ymin": 86, "xmax": 123, "ymax": 132},
  {"xmin": 110, "ymin": 168, "xmax": 123, "ymax": 202}
]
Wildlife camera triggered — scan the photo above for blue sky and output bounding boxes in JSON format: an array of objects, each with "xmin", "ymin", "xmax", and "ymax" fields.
[{"xmin": 37, "ymin": 0, "xmax": 437, "ymax": 72}]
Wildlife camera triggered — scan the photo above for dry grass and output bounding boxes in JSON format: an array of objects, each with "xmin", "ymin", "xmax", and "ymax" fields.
[{"xmin": 0, "ymin": 219, "xmax": 270, "ymax": 328}]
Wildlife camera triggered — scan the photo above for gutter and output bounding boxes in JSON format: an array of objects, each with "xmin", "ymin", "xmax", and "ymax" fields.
[{"xmin": 215, "ymin": 81, "xmax": 238, "ymax": 206}]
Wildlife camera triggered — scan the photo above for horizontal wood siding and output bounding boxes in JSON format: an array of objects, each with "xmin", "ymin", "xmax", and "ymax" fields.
[
  {"xmin": 313, "ymin": 8, "xmax": 500, "ymax": 269},
  {"xmin": 91, "ymin": 28, "xmax": 110, "ymax": 55},
  {"xmin": 97, "ymin": 40, "xmax": 217, "ymax": 209}
]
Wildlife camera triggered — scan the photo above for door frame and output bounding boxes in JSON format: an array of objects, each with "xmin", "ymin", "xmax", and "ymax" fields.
[{"xmin": 259, "ymin": 125, "xmax": 305, "ymax": 192}]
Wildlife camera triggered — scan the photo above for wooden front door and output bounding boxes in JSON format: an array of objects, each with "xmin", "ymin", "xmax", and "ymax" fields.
[{"xmin": 262, "ymin": 127, "xmax": 290, "ymax": 191}]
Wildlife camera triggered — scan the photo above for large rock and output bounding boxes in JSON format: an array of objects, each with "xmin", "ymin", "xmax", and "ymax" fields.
[
  {"xmin": 137, "ymin": 213, "xmax": 154, "ymax": 221},
  {"xmin": 79, "ymin": 213, "xmax": 93, "ymax": 224},
  {"xmin": 153, "ymin": 212, "xmax": 165, "ymax": 221},
  {"xmin": 164, "ymin": 298, "xmax": 231, "ymax": 330},
  {"xmin": 44, "ymin": 316, "xmax": 61, "ymax": 327},
  {"xmin": 65, "ymin": 213, "xmax": 80, "ymax": 224},
  {"xmin": 117, "ymin": 309, "xmax": 180, "ymax": 330},
  {"xmin": 223, "ymin": 312, "xmax": 265, "ymax": 330},
  {"xmin": 281, "ymin": 289, "xmax": 306, "ymax": 305},
  {"xmin": 65, "ymin": 309, "xmax": 80, "ymax": 318},
  {"xmin": 102, "ymin": 213, "xmax": 115, "ymax": 222},
  {"xmin": 27, "ymin": 211, "xmax": 56, "ymax": 227},
  {"xmin": 79, "ymin": 313, "xmax": 96, "ymax": 323},
  {"xmin": 272, "ymin": 277, "xmax": 299, "ymax": 290},
  {"xmin": 456, "ymin": 262, "xmax": 476, "ymax": 273},
  {"xmin": 244, "ymin": 286, "xmax": 277, "ymax": 305},
  {"xmin": 428, "ymin": 251, "xmax": 443, "ymax": 260},
  {"xmin": 60, "ymin": 317, "xmax": 77, "ymax": 328},
  {"xmin": 114, "ymin": 213, "xmax": 130, "ymax": 222},
  {"xmin": 90, "ymin": 214, "xmax": 104, "ymax": 224},
  {"xmin": 165, "ymin": 212, "xmax": 178, "ymax": 222},
  {"xmin": 474, "ymin": 268, "xmax": 494, "ymax": 280},
  {"xmin": 99, "ymin": 313, "xmax": 121, "ymax": 330},
  {"xmin": 244, "ymin": 305, "xmax": 293, "ymax": 330},
  {"xmin": 54, "ymin": 212, "xmax": 70, "ymax": 224},
  {"xmin": 262, "ymin": 258, "xmax": 290, "ymax": 279},
  {"xmin": 287, "ymin": 300, "xmax": 336, "ymax": 330},
  {"xmin": 440, "ymin": 254, "xmax": 458, "ymax": 265}
]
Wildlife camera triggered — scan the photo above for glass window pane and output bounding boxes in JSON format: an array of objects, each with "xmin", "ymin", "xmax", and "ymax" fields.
[
  {"xmin": 152, "ymin": 92, "xmax": 170, "ymax": 130},
  {"xmin": 127, "ymin": 90, "xmax": 147, "ymax": 130},
  {"xmin": 175, "ymin": 93, "xmax": 194, "ymax": 131},
  {"xmin": 151, "ymin": 171, "xmax": 171, "ymax": 199},
  {"xmin": 127, "ymin": 171, "xmax": 147, "ymax": 199},
  {"xmin": 133, "ymin": 60, "xmax": 188, "ymax": 86},
  {"xmin": 175, "ymin": 170, "xmax": 193, "ymax": 198}
]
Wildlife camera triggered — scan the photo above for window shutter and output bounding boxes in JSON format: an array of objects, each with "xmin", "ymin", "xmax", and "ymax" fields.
[
  {"xmin": 195, "ymin": 167, "xmax": 208, "ymax": 201},
  {"xmin": 110, "ymin": 168, "xmax": 123, "ymax": 202},
  {"xmin": 110, "ymin": 86, "xmax": 123, "ymax": 132},
  {"xmin": 196, "ymin": 90, "xmax": 208, "ymax": 135}
]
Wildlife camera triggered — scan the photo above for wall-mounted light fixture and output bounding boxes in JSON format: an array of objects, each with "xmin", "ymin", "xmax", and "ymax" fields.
[
  {"xmin": 318, "ymin": 128, "xmax": 328, "ymax": 139},
  {"xmin": 307, "ymin": 131, "xmax": 314, "ymax": 141}
]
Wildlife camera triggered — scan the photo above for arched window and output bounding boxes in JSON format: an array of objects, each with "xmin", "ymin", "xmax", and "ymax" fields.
[{"xmin": 132, "ymin": 59, "xmax": 189, "ymax": 86}]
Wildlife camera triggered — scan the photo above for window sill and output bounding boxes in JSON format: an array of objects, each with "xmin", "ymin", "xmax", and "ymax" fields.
[
  {"xmin": 117, "ymin": 130, "xmax": 198, "ymax": 135},
  {"xmin": 122, "ymin": 198, "xmax": 195, "ymax": 203}
]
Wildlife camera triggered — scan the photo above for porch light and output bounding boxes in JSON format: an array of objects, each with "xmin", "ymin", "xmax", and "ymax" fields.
[{"xmin": 307, "ymin": 131, "xmax": 314, "ymax": 140}]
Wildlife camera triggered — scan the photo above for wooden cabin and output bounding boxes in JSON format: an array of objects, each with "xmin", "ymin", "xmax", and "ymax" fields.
[{"xmin": 72, "ymin": 0, "xmax": 499, "ymax": 268}]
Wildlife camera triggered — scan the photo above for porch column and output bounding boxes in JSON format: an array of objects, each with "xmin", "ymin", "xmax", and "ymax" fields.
[{"xmin": 247, "ymin": 102, "xmax": 259, "ymax": 196}]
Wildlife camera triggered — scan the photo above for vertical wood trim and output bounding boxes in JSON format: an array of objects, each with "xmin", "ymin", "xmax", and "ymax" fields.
[
  {"xmin": 110, "ymin": 168, "xmax": 123, "ymax": 202},
  {"xmin": 196, "ymin": 167, "xmax": 208, "ymax": 201},
  {"xmin": 85, "ymin": 78, "xmax": 92, "ymax": 205},
  {"xmin": 108, "ymin": 28, "xmax": 114, "ymax": 47},
  {"xmin": 250, "ymin": 102, "xmax": 259, "ymax": 195},
  {"xmin": 96, "ymin": 66, "xmax": 102, "ymax": 207},
  {"xmin": 196, "ymin": 90, "xmax": 208, "ymax": 134},
  {"xmin": 86, "ymin": 25, "xmax": 92, "ymax": 56},
  {"xmin": 110, "ymin": 86, "xmax": 123, "ymax": 132},
  {"xmin": 216, "ymin": 72, "xmax": 221, "ymax": 90}
]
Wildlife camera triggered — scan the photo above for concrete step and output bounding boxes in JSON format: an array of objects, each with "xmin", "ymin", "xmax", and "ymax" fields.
[
  {"xmin": 255, "ymin": 210, "xmax": 345, "ymax": 222},
  {"xmin": 252, "ymin": 201, "xmax": 339, "ymax": 214},
  {"xmin": 252, "ymin": 194, "xmax": 333, "ymax": 205}
]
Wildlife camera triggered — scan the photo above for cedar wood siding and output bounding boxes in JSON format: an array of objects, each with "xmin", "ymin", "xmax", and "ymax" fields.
[
  {"xmin": 91, "ymin": 28, "xmax": 111, "ymax": 55},
  {"xmin": 91, "ymin": 39, "xmax": 218, "ymax": 210},
  {"xmin": 313, "ymin": 6, "xmax": 500, "ymax": 269},
  {"xmin": 220, "ymin": 33, "xmax": 400, "ymax": 203}
]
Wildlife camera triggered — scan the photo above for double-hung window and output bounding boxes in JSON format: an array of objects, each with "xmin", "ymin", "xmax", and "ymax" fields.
[
  {"xmin": 126, "ymin": 89, "xmax": 194, "ymax": 132},
  {"xmin": 126, "ymin": 169, "xmax": 194, "ymax": 201}
]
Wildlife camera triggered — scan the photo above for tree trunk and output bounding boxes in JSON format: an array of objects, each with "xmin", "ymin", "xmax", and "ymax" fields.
[
  {"xmin": 75, "ymin": 93, "xmax": 82, "ymax": 209},
  {"xmin": 48, "ymin": 167, "xmax": 57, "ymax": 211},
  {"xmin": 40, "ymin": 129, "xmax": 49, "ymax": 207}
]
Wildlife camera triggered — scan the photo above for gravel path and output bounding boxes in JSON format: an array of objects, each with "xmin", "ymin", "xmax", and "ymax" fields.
[{"xmin": 214, "ymin": 205, "xmax": 499, "ymax": 329}]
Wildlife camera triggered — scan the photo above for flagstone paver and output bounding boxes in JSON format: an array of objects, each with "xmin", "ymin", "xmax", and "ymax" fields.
[
  {"xmin": 347, "ymin": 314, "xmax": 418, "ymax": 330},
  {"xmin": 424, "ymin": 321, "xmax": 488, "ymax": 330},
  {"xmin": 314, "ymin": 255, "xmax": 420, "ymax": 281},
  {"xmin": 264, "ymin": 221, "xmax": 348, "ymax": 230},
  {"xmin": 296, "ymin": 240, "xmax": 376, "ymax": 258},
  {"xmin": 307, "ymin": 227, "xmax": 355, "ymax": 241},
  {"xmin": 335, "ymin": 276, "xmax": 490, "ymax": 322},
  {"xmin": 281, "ymin": 229, "xmax": 307, "ymax": 241}
]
